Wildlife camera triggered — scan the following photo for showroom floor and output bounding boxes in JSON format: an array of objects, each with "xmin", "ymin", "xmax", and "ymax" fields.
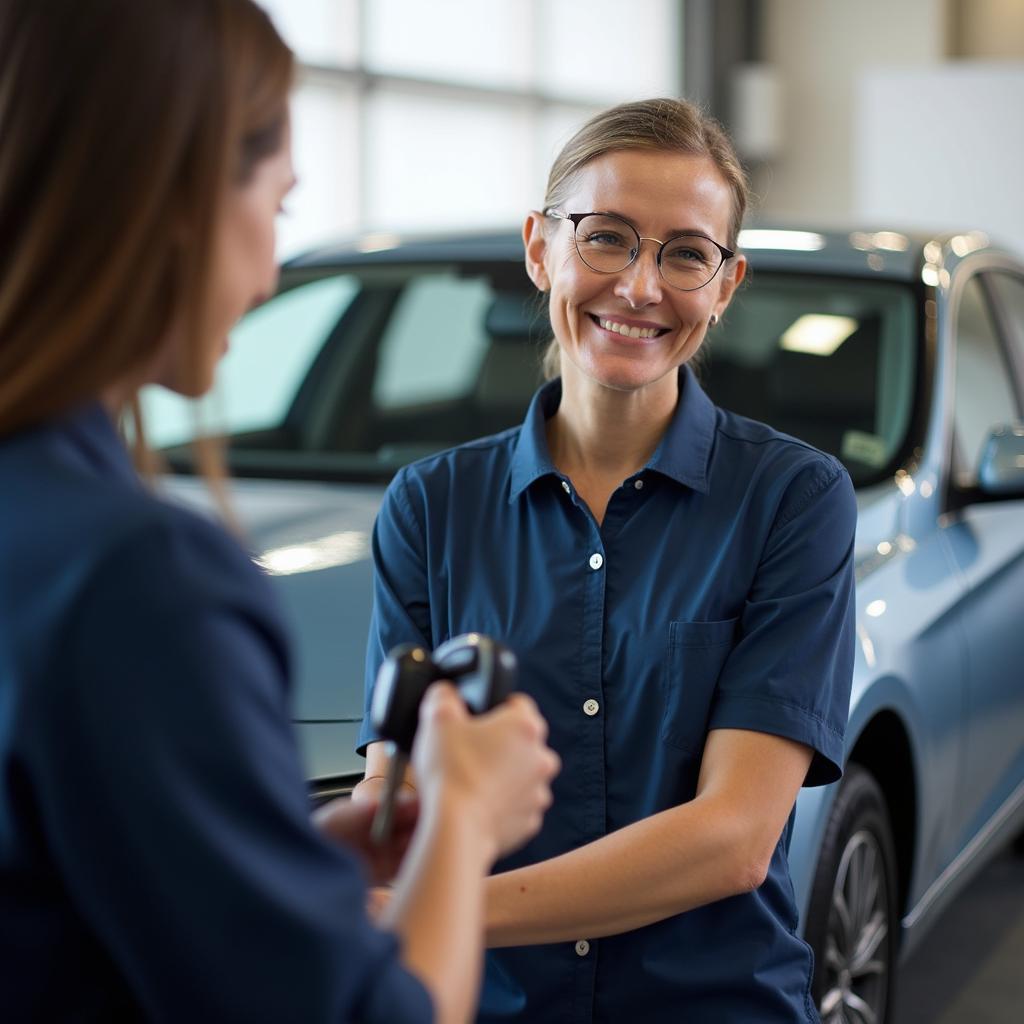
[{"xmin": 893, "ymin": 841, "xmax": 1024, "ymax": 1023}]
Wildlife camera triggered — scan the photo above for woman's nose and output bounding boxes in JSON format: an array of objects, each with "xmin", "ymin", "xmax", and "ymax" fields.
[{"xmin": 614, "ymin": 240, "xmax": 663, "ymax": 307}]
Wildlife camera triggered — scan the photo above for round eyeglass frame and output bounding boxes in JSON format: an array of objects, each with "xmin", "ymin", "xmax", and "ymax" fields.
[{"xmin": 544, "ymin": 208, "xmax": 735, "ymax": 292}]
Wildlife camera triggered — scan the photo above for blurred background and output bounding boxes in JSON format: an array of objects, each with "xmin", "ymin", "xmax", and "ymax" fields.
[{"xmin": 257, "ymin": 0, "xmax": 1024, "ymax": 260}]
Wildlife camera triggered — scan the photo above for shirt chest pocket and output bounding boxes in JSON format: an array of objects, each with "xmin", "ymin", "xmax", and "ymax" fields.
[{"xmin": 661, "ymin": 618, "xmax": 739, "ymax": 754}]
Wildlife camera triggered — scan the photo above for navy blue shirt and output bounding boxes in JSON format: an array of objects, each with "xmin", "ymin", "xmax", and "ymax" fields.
[
  {"xmin": 0, "ymin": 404, "xmax": 432, "ymax": 1023},
  {"xmin": 360, "ymin": 366, "xmax": 856, "ymax": 1024}
]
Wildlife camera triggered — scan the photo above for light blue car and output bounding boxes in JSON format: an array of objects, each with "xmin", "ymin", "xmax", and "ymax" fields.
[{"xmin": 150, "ymin": 226, "xmax": 1024, "ymax": 1024}]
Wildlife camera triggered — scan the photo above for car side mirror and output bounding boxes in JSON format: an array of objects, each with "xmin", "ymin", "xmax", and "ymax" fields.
[{"xmin": 977, "ymin": 424, "xmax": 1024, "ymax": 496}]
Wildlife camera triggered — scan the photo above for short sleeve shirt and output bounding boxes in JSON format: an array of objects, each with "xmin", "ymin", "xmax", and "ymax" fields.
[{"xmin": 360, "ymin": 366, "xmax": 857, "ymax": 1024}]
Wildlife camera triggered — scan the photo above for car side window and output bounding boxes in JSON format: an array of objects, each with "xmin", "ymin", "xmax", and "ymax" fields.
[
  {"xmin": 372, "ymin": 274, "xmax": 493, "ymax": 410},
  {"xmin": 144, "ymin": 274, "xmax": 360, "ymax": 448},
  {"xmin": 986, "ymin": 272, "xmax": 1024, "ymax": 403},
  {"xmin": 951, "ymin": 275, "xmax": 1019, "ymax": 486}
]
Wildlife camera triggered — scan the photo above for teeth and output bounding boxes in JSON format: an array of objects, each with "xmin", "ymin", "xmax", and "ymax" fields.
[{"xmin": 598, "ymin": 317, "xmax": 661, "ymax": 339}]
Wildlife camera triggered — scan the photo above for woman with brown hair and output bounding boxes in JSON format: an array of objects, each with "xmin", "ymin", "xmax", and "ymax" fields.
[
  {"xmin": 358, "ymin": 98, "xmax": 857, "ymax": 1023},
  {"xmin": 0, "ymin": 2, "xmax": 557, "ymax": 1021}
]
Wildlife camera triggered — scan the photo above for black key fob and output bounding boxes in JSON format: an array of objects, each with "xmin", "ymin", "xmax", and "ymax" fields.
[
  {"xmin": 371, "ymin": 643, "xmax": 436, "ymax": 755},
  {"xmin": 434, "ymin": 633, "xmax": 517, "ymax": 714}
]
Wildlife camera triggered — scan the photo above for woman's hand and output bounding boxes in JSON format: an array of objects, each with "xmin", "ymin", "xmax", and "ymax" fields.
[
  {"xmin": 412, "ymin": 684, "xmax": 560, "ymax": 863},
  {"xmin": 312, "ymin": 793, "xmax": 419, "ymax": 886},
  {"xmin": 350, "ymin": 772, "xmax": 416, "ymax": 805},
  {"xmin": 349, "ymin": 775, "xmax": 388, "ymax": 804}
]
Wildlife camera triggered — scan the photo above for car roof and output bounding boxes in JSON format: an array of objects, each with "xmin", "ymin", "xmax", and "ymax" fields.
[{"xmin": 284, "ymin": 224, "xmax": 1013, "ymax": 284}]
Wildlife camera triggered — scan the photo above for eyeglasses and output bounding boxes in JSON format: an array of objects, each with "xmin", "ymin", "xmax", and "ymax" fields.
[{"xmin": 544, "ymin": 209, "xmax": 734, "ymax": 292}]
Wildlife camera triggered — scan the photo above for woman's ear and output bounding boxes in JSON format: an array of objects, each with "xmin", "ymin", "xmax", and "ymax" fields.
[
  {"xmin": 712, "ymin": 253, "xmax": 748, "ymax": 320},
  {"xmin": 523, "ymin": 211, "xmax": 551, "ymax": 292}
]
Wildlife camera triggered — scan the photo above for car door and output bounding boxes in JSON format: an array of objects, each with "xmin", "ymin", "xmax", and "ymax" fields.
[{"xmin": 941, "ymin": 269, "xmax": 1024, "ymax": 854}]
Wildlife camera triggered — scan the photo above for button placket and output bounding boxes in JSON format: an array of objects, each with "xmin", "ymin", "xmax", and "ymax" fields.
[{"xmin": 578, "ymin": 514, "xmax": 607, "ymax": 852}]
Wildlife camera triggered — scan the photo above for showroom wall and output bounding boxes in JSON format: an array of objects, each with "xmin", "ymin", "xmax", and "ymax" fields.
[
  {"xmin": 751, "ymin": 0, "xmax": 948, "ymax": 222},
  {"xmin": 751, "ymin": 0, "xmax": 1024, "ymax": 252},
  {"xmin": 260, "ymin": 0, "xmax": 1024, "ymax": 259}
]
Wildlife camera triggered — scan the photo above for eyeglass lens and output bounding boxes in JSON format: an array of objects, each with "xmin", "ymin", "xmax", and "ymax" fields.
[{"xmin": 573, "ymin": 214, "xmax": 724, "ymax": 289}]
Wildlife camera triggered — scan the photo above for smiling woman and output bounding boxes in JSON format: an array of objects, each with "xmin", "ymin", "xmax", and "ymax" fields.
[{"xmin": 357, "ymin": 98, "xmax": 858, "ymax": 1024}]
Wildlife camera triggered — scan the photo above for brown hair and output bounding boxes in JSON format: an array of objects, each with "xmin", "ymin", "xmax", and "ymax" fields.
[
  {"xmin": 539, "ymin": 97, "xmax": 750, "ymax": 379},
  {"xmin": 0, "ymin": 0, "xmax": 293, "ymax": 482}
]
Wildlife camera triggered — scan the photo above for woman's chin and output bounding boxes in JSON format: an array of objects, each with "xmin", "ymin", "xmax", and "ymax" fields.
[{"xmin": 570, "ymin": 352, "xmax": 677, "ymax": 394}]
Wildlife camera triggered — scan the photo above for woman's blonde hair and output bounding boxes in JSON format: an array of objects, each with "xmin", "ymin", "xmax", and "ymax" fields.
[
  {"xmin": 539, "ymin": 97, "xmax": 750, "ymax": 380},
  {"xmin": 0, "ymin": 0, "xmax": 293, "ymax": 483}
]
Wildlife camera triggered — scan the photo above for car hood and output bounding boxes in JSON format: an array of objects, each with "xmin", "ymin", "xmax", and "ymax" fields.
[{"xmin": 159, "ymin": 475, "xmax": 387, "ymax": 724}]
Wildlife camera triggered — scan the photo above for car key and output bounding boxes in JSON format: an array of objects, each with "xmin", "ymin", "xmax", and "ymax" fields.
[
  {"xmin": 370, "ymin": 634, "xmax": 518, "ymax": 845},
  {"xmin": 369, "ymin": 644, "xmax": 436, "ymax": 845},
  {"xmin": 433, "ymin": 633, "xmax": 518, "ymax": 713}
]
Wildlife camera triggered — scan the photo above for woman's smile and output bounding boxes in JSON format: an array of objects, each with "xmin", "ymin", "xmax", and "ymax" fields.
[{"xmin": 587, "ymin": 313, "xmax": 671, "ymax": 340}]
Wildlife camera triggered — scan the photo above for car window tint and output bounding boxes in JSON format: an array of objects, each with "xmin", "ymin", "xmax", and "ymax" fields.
[
  {"xmin": 951, "ymin": 276, "xmax": 1018, "ymax": 483},
  {"xmin": 986, "ymin": 272, "xmax": 1024, "ymax": 406},
  {"xmin": 144, "ymin": 274, "xmax": 360, "ymax": 447},
  {"xmin": 372, "ymin": 274, "xmax": 492, "ymax": 409},
  {"xmin": 704, "ymin": 274, "xmax": 916, "ymax": 484}
]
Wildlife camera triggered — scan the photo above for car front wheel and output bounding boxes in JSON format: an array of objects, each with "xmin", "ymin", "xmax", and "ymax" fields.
[{"xmin": 805, "ymin": 763, "xmax": 899, "ymax": 1024}]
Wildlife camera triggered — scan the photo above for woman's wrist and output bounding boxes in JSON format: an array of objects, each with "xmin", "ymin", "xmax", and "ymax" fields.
[
  {"xmin": 418, "ymin": 784, "xmax": 499, "ymax": 870},
  {"xmin": 360, "ymin": 774, "xmax": 418, "ymax": 791}
]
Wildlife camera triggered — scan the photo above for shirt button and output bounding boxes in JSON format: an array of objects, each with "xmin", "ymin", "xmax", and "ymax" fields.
[
  {"xmin": 561, "ymin": 480, "xmax": 571, "ymax": 494},
  {"xmin": 634, "ymin": 479, "xmax": 644, "ymax": 490},
  {"xmin": 583, "ymin": 699, "xmax": 600, "ymax": 716},
  {"xmin": 575, "ymin": 939, "xmax": 591, "ymax": 957},
  {"xmin": 588, "ymin": 552, "xmax": 604, "ymax": 570}
]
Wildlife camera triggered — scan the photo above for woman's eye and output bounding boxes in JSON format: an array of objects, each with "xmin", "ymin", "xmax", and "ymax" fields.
[
  {"xmin": 586, "ymin": 232, "xmax": 628, "ymax": 247},
  {"xmin": 667, "ymin": 247, "xmax": 706, "ymax": 263}
]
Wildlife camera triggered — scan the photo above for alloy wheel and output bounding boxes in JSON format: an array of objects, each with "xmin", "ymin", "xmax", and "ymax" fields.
[{"xmin": 818, "ymin": 829, "xmax": 890, "ymax": 1024}]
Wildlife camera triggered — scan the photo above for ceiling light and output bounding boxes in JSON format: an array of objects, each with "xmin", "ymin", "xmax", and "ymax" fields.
[
  {"xmin": 738, "ymin": 229, "xmax": 826, "ymax": 251},
  {"xmin": 780, "ymin": 314, "xmax": 858, "ymax": 356}
]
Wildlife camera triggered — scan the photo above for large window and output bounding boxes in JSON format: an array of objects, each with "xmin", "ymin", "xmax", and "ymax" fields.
[{"xmin": 258, "ymin": 0, "xmax": 684, "ymax": 257}]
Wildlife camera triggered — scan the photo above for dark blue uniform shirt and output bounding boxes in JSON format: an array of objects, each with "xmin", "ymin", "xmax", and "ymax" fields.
[
  {"xmin": 359, "ymin": 366, "xmax": 856, "ymax": 1024},
  {"xmin": 0, "ymin": 404, "xmax": 432, "ymax": 1023}
]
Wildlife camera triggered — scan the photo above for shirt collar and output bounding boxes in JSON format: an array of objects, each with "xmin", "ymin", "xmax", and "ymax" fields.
[
  {"xmin": 508, "ymin": 364, "xmax": 715, "ymax": 503},
  {"xmin": 54, "ymin": 401, "xmax": 141, "ymax": 488},
  {"xmin": 646, "ymin": 364, "xmax": 715, "ymax": 494},
  {"xmin": 508, "ymin": 379, "xmax": 562, "ymax": 502}
]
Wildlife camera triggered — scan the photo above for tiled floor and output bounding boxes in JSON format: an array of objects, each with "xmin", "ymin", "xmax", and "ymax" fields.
[{"xmin": 893, "ymin": 841, "xmax": 1024, "ymax": 1023}]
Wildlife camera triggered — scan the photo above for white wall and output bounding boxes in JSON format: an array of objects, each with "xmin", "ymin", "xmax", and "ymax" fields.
[
  {"xmin": 856, "ymin": 63, "xmax": 1024, "ymax": 254},
  {"xmin": 755, "ymin": 0, "xmax": 949, "ymax": 223}
]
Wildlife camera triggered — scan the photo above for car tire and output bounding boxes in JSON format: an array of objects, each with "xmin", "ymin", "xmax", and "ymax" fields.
[{"xmin": 804, "ymin": 763, "xmax": 899, "ymax": 1024}]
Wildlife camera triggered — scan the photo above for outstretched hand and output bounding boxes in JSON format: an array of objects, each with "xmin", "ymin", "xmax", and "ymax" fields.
[{"xmin": 313, "ymin": 793, "xmax": 419, "ymax": 886}]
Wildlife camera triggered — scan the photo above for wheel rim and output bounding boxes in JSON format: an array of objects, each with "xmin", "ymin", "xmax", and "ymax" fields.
[{"xmin": 819, "ymin": 829, "xmax": 890, "ymax": 1024}]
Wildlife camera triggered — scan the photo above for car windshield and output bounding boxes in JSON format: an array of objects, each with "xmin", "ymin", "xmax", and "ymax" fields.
[{"xmin": 144, "ymin": 263, "xmax": 918, "ymax": 488}]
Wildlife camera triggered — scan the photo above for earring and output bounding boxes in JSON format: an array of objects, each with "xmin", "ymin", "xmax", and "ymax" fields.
[{"xmin": 709, "ymin": 313, "xmax": 719, "ymax": 326}]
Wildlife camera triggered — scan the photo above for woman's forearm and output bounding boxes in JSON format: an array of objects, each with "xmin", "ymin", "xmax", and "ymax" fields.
[
  {"xmin": 486, "ymin": 796, "xmax": 762, "ymax": 947},
  {"xmin": 385, "ymin": 793, "xmax": 496, "ymax": 1024}
]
